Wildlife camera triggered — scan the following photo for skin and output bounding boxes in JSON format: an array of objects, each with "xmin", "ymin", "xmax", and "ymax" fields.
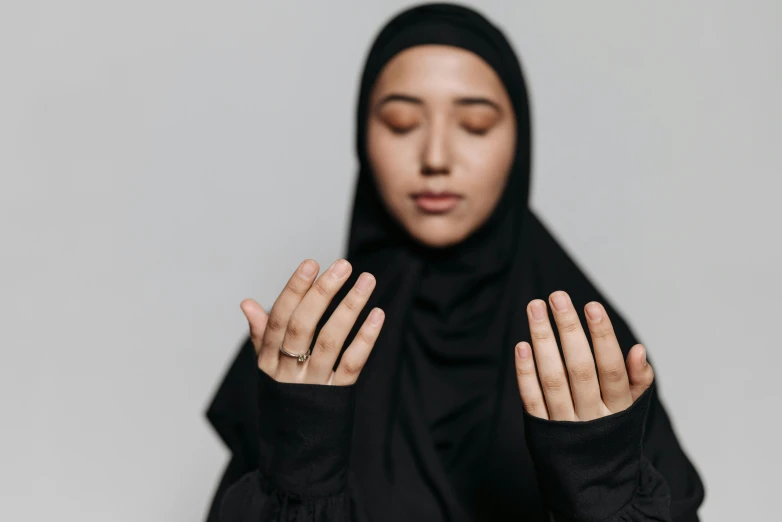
[
  {"xmin": 243, "ymin": 259, "xmax": 384, "ymax": 386},
  {"xmin": 241, "ymin": 46, "xmax": 654, "ymax": 425},
  {"xmin": 515, "ymin": 294, "xmax": 654, "ymax": 422},
  {"xmin": 366, "ymin": 45, "xmax": 517, "ymax": 248}
]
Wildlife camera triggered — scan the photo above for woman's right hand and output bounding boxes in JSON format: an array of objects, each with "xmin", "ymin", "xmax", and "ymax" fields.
[{"xmin": 240, "ymin": 259, "xmax": 385, "ymax": 386}]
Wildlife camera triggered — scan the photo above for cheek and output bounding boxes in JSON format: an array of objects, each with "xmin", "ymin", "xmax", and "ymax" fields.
[
  {"xmin": 459, "ymin": 131, "xmax": 516, "ymax": 212},
  {"xmin": 367, "ymin": 123, "xmax": 419, "ymax": 205}
]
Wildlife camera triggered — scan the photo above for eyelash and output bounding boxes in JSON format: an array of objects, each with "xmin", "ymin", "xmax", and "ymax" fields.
[
  {"xmin": 463, "ymin": 125, "xmax": 490, "ymax": 136},
  {"xmin": 384, "ymin": 122, "xmax": 491, "ymax": 136},
  {"xmin": 388, "ymin": 124, "xmax": 419, "ymax": 135}
]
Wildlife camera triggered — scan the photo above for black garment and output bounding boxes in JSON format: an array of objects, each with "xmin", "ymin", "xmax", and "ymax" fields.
[{"xmin": 206, "ymin": 4, "xmax": 704, "ymax": 521}]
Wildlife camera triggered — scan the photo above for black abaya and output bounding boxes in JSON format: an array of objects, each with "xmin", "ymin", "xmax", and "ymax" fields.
[{"xmin": 205, "ymin": 4, "xmax": 704, "ymax": 521}]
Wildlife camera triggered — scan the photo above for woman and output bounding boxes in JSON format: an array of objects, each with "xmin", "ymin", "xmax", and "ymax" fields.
[{"xmin": 206, "ymin": 4, "xmax": 704, "ymax": 521}]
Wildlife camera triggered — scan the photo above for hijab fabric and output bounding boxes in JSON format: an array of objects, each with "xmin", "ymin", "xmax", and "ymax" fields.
[{"xmin": 336, "ymin": 4, "xmax": 539, "ymax": 519}]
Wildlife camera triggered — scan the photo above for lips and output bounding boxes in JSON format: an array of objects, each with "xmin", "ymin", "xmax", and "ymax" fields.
[{"xmin": 411, "ymin": 191, "xmax": 463, "ymax": 213}]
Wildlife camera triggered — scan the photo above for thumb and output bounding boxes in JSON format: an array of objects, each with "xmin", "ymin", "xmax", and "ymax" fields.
[
  {"xmin": 627, "ymin": 344, "xmax": 655, "ymax": 402},
  {"xmin": 240, "ymin": 299, "xmax": 268, "ymax": 356}
]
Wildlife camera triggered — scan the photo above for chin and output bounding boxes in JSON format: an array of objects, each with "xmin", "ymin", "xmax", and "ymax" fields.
[{"xmin": 406, "ymin": 220, "xmax": 470, "ymax": 249}]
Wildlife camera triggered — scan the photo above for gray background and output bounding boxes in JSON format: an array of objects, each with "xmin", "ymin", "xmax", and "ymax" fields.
[{"xmin": 2, "ymin": 1, "xmax": 780, "ymax": 520}]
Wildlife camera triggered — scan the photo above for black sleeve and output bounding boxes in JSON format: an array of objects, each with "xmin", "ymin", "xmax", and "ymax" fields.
[
  {"xmin": 219, "ymin": 369, "xmax": 358, "ymax": 521},
  {"xmin": 524, "ymin": 385, "xmax": 704, "ymax": 522},
  {"xmin": 205, "ymin": 341, "xmax": 262, "ymax": 522},
  {"xmin": 525, "ymin": 212, "xmax": 704, "ymax": 521}
]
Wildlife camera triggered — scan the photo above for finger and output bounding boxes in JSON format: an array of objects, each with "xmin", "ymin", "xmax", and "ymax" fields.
[
  {"xmin": 515, "ymin": 342, "xmax": 549, "ymax": 420},
  {"xmin": 308, "ymin": 272, "xmax": 376, "ymax": 382},
  {"xmin": 240, "ymin": 299, "xmax": 268, "ymax": 357},
  {"xmin": 526, "ymin": 299, "xmax": 575, "ymax": 421},
  {"xmin": 277, "ymin": 259, "xmax": 352, "ymax": 378},
  {"xmin": 548, "ymin": 291, "xmax": 602, "ymax": 421},
  {"xmin": 332, "ymin": 308, "xmax": 385, "ymax": 386},
  {"xmin": 626, "ymin": 344, "xmax": 655, "ymax": 402},
  {"xmin": 261, "ymin": 259, "xmax": 319, "ymax": 373},
  {"xmin": 584, "ymin": 302, "xmax": 633, "ymax": 413}
]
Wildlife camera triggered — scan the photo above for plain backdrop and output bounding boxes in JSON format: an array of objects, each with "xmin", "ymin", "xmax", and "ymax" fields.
[{"xmin": 2, "ymin": 1, "xmax": 781, "ymax": 520}]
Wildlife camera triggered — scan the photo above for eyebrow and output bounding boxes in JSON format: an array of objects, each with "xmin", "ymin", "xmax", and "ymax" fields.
[
  {"xmin": 375, "ymin": 93, "xmax": 424, "ymax": 107},
  {"xmin": 454, "ymin": 97, "xmax": 501, "ymax": 112},
  {"xmin": 375, "ymin": 93, "xmax": 501, "ymax": 112}
]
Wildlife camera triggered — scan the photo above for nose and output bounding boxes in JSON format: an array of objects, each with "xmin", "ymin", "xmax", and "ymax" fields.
[{"xmin": 421, "ymin": 119, "xmax": 451, "ymax": 176}]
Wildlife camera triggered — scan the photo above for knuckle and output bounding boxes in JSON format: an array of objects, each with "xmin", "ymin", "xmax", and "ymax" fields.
[
  {"xmin": 558, "ymin": 319, "xmax": 581, "ymax": 335},
  {"xmin": 601, "ymin": 364, "xmax": 627, "ymax": 383},
  {"xmin": 341, "ymin": 294, "xmax": 360, "ymax": 313},
  {"xmin": 516, "ymin": 363, "xmax": 537, "ymax": 378},
  {"xmin": 286, "ymin": 279, "xmax": 308, "ymax": 298},
  {"xmin": 311, "ymin": 279, "xmax": 331, "ymax": 298},
  {"xmin": 591, "ymin": 326, "xmax": 615, "ymax": 341},
  {"xmin": 540, "ymin": 374, "xmax": 568, "ymax": 392},
  {"xmin": 569, "ymin": 363, "xmax": 596, "ymax": 383},
  {"xmin": 530, "ymin": 329, "xmax": 552, "ymax": 342},
  {"xmin": 266, "ymin": 312, "xmax": 286, "ymax": 333},
  {"xmin": 357, "ymin": 329, "xmax": 374, "ymax": 346},
  {"xmin": 314, "ymin": 333, "xmax": 339, "ymax": 355},
  {"xmin": 340, "ymin": 360, "xmax": 361, "ymax": 377},
  {"xmin": 285, "ymin": 317, "xmax": 307, "ymax": 341},
  {"xmin": 522, "ymin": 399, "xmax": 543, "ymax": 414}
]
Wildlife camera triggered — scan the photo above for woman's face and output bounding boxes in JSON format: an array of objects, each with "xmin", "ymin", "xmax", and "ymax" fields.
[{"xmin": 367, "ymin": 45, "xmax": 517, "ymax": 248}]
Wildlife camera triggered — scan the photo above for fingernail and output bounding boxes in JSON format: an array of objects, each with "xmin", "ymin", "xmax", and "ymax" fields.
[
  {"xmin": 332, "ymin": 259, "xmax": 350, "ymax": 278},
  {"xmin": 300, "ymin": 260, "xmax": 317, "ymax": 277},
  {"xmin": 356, "ymin": 273, "xmax": 374, "ymax": 291},
  {"xmin": 529, "ymin": 300, "xmax": 546, "ymax": 321},
  {"xmin": 550, "ymin": 291, "xmax": 568, "ymax": 312},
  {"xmin": 642, "ymin": 347, "xmax": 648, "ymax": 366},
  {"xmin": 369, "ymin": 308, "xmax": 384, "ymax": 325},
  {"xmin": 585, "ymin": 302, "xmax": 602, "ymax": 322},
  {"xmin": 516, "ymin": 342, "xmax": 530, "ymax": 359}
]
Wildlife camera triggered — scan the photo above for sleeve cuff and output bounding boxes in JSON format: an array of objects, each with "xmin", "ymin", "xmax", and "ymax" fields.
[
  {"xmin": 524, "ymin": 386, "xmax": 655, "ymax": 522},
  {"xmin": 257, "ymin": 368, "xmax": 356, "ymax": 497}
]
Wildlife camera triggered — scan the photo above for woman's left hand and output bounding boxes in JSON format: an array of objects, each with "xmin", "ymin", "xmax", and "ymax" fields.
[{"xmin": 515, "ymin": 291, "xmax": 655, "ymax": 421}]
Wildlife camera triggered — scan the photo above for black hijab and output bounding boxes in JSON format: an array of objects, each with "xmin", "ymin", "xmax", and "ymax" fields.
[
  {"xmin": 343, "ymin": 3, "xmax": 534, "ymax": 519},
  {"xmin": 206, "ymin": 4, "xmax": 699, "ymax": 521}
]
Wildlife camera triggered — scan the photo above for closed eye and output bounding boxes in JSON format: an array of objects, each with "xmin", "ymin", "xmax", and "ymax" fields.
[
  {"xmin": 462, "ymin": 122, "xmax": 491, "ymax": 135},
  {"xmin": 377, "ymin": 102, "xmax": 422, "ymax": 135},
  {"xmin": 388, "ymin": 123, "xmax": 420, "ymax": 134},
  {"xmin": 459, "ymin": 106, "xmax": 500, "ymax": 136}
]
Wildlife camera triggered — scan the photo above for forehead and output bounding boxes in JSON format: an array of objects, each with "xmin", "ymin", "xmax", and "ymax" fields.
[{"xmin": 371, "ymin": 45, "xmax": 507, "ymax": 100}]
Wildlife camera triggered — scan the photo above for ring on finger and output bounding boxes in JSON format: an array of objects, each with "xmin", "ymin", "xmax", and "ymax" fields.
[{"xmin": 279, "ymin": 343, "xmax": 311, "ymax": 363}]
